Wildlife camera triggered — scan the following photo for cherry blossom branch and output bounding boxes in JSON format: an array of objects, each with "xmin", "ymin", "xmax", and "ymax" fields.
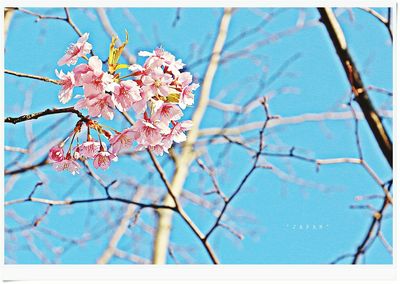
[
  {"xmin": 318, "ymin": 8, "xmax": 392, "ymax": 167},
  {"xmin": 5, "ymin": 69, "xmax": 60, "ymax": 85},
  {"xmin": 5, "ymin": 107, "xmax": 87, "ymax": 124}
]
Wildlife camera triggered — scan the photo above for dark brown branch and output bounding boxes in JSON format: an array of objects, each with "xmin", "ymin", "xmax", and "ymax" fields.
[
  {"xmin": 5, "ymin": 196, "xmax": 176, "ymax": 211},
  {"xmin": 5, "ymin": 107, "xmax": 87, "ymax": 124},
  {"xmin": 318, "ymin": 8, "xmax": 392, "ymax": 167},
  {"xmin": 352, "ymin": 193, "xmax": 391, "ymax": 263}
]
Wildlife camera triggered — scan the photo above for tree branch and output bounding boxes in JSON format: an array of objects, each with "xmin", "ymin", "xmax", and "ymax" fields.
[
  {"xmin": 5, "ymin": 69, "xmax": 60, "ymax": 85},
  {"xmin": 318, "ymin": 8, "xmax": 392, "ymax": 167},
  {"xmin": 5, "ymin": 107, "xmax": 87, "ymax": 124}
]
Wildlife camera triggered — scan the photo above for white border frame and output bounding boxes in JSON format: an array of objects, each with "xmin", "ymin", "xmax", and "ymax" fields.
[{"xmin": 1, "ymin": 0, "xmax": 398, "ymax": 282}]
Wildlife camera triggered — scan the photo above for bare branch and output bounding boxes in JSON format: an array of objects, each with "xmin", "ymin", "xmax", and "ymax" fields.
[
  {"xmin": 5, "ymin": 107, "xmax": 87, "ymax": 125},
  {"xmin": 318, "ymin": 8, "xmax": 392, "ymax": 167},
  {"xmin": 5, "ymin": 69, "xmax": 60, "ymax": 85}
]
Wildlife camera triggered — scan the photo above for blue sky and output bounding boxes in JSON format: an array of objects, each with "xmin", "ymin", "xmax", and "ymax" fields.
[{"xmin": 4, "ymin": 7, "xmax": 393, "ymax": 264}]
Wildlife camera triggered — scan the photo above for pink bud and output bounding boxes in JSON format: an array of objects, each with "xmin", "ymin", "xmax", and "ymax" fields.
[{"xmin": 49, "ymin": 145, "xmax": 64, "ymax": 162}]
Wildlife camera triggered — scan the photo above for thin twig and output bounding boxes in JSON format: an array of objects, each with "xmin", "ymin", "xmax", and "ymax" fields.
[{"xmin": 5, "ymin": 69, "xmax": 60, "ymax": 85}]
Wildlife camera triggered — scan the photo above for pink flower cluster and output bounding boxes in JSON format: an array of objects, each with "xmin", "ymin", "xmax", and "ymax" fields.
[{"xmin": 50, "ymin": 33, "xmax": 197, "ymax": 174}]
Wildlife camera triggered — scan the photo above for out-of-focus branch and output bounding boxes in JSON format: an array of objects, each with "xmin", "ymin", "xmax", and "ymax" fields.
[
  {"xmin": 318, "ymin": 8, "xmax": 392, "ymax": 167},
  {"xmin": 152, "ymin": 8, "xmax": 233, "ymax": 265},
  {"xmin": 5, "ymin": 156, "xmax": 48, "ymax": 176},
  {"xmin": 198, "ymin": 110, "xmax": 392, "ymax": 137},
  {"xmin": 97, "ymin": 188, "xmax": 144, "ymax": 264},
  {"xmin": 5, "ymin": 146, "xmax": 28, "ymax": 154}
]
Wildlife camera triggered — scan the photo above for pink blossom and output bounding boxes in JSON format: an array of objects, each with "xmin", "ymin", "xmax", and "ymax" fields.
[
  {"xmin": 141, "ymin": 67, "xmax": 173, "ymax": 97},
  {"xmin": 49, "ymin": 145, "xmax": 64, "ymax": 162},
  {"xmin": 177, "ymin": 72, "xmax": 193, "ymax": 87},
  {"xmin": 133, "ymin": 117, "xmax": 163, "ymax": 147},
  {"xmin": 57, "ymin": 33, "xmax": 92, "ymax": 66},
  {"xmin": 93, "ymin": 151, "xmax": 117, "ymax": 170},
  {"xmin": 132, "ymin": 90, "xmax": 152, "ymax": 115},
  {"xmin": 135, "ymin": 143, "xmax": 165, "ymax": 156},
  {"xmin": 109, "ymin": 128, "xmax": 137, "ymax": 155},
  {"xmin": 139, "ymin": 48, "xmax": 184, "ymax": 76},
  {"xmin": 179, "ymin": 83, "xmax": 199, "ymax": 109},
  {"xmin": 76, "ymin": 140, "xmax": 104, "ymax": 158},
  {"xmin": 171, "ymin": 120, "xmax": 193, "ymax": 143},
  {"xmin": 148, "ymin": 144, "xmax": 166, "ymax": 156},
  {"xmin": 73, "ymin": 64, "xmax": 90, "ymax": 86},
  {"xmin": 87, "ymin": 56, "xmax": 103, "ymax": 76},
  {"xmin": 128, "ymin": 64, "xmax": 144, "ymax": 73},
  {"xmin": 166, "ymin": 57, "xmax": 184, "ymax": 77},
  {"xmin": 140, "ymin": 132, "xmax": 175, "ymax": 156},
  {"xmin": 52, "ymin": 157, "xmax": 81, "ymax": 175},
  {"xmin": 81, "ymin": 57, "xmax": 114, "ymax": 96},
  {"xmin": 75, "ymin": 92, "xmax": 115, "ymax": 120},
  {"xmin": 55, "ymin": 70, "xmax": 75, "ymax": 104},
  {"xmin": 85, "ymin": 93, "xmax": 115, "ymax": 120},
  {"xmin": 138, "ymin": 48, "xmax": 166, "ymax": 69},
  {"xmin": 151, "ymin": 103, "xmax": 183, "ymax": 132},
  {"xmin": 112, "ymin": 80, "xmax": 141, "ymax": 111}
]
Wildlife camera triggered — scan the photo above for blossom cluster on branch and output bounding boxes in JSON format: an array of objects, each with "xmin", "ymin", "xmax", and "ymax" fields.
[{"xmin": 50, "ymin": 33, "xmax": 198, "ymax": 174}]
